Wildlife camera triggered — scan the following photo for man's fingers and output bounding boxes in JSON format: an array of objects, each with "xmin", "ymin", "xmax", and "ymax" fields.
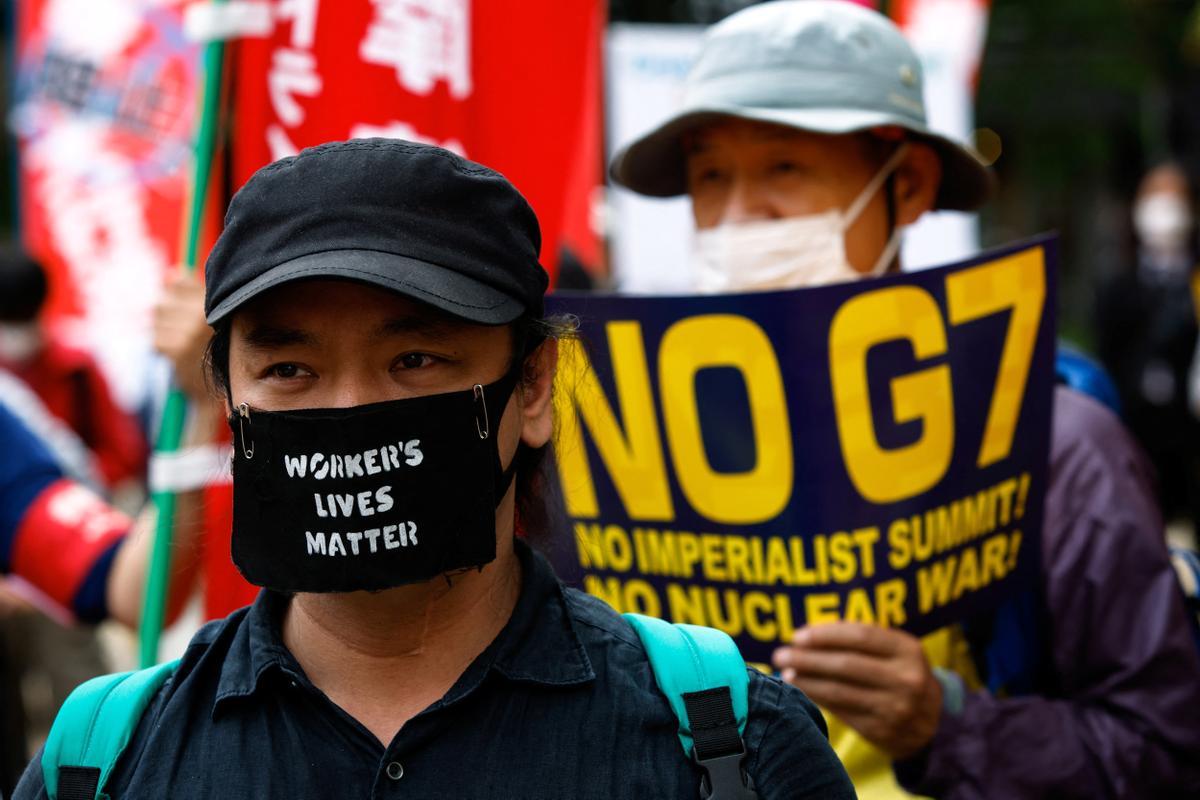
[
  {"xmin": 792, "ymin": 622, "xmax": 906, "ymax": 656},
  {"xmin": 773, "ymin": 645, "xmax": 895, "ymax": 688},
  {"xmin": 787, "ymin": 674, "xmax": 886, "ymax": 715}
]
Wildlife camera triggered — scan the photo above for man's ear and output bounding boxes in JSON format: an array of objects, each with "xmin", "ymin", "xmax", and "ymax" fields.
[
  {"xmin": 893, "ymin": 142, "xmax": 942, "ymax": 227},
  {"xmin": 519, "ymin": 339, "xmax": 558, "ymax": 449}
]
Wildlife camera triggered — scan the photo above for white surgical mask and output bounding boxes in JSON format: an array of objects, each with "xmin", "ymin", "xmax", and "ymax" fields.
[
  {"xmin": 0, "ymin": 323, "xmax": 40, "ymax": 364},
  {"xmin": 1134, "ymin": 192, "xmax": 1192, "ymax": 253},
  {"xmin": 692, "ymin": 144, "xmax": 909, "ymax": 293}
]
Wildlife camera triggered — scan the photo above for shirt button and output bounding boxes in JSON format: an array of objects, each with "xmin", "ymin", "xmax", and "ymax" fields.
[{"xmin": 386, "ymin": 762, "xmax": 404, "ymax": 781}]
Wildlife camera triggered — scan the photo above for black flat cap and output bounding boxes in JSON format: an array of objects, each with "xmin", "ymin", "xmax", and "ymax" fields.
[{"xmin": 204, "ymin": 139, "xmax": 549, "ymax": 325}]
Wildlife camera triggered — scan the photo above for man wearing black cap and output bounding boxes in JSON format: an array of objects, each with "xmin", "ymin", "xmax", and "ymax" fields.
[{"xmin": 15, "ymin": 140, "xmax": 856, "ymax": 799}]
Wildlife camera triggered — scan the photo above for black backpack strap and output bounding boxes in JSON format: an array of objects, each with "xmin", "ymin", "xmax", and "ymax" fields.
[
  {"xmin": 55, "ymin": 767, "xmax": 101, "ymax": 800},
  {"xmin": 684, "ymin": 687, "xmax": 758, "ymax": 800},
  {"xmin": 623, "ymin": 613, "xmax": 759, "ymax": 800},
  {"xmin": 42, "ymin": 659, "xmax": 180, "ymax": 799}
]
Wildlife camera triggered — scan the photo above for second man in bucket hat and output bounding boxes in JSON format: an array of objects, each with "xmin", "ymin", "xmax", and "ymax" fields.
[{"xmin": 612, "ymin": 2, "xmax": 1200, "ymax": 798}]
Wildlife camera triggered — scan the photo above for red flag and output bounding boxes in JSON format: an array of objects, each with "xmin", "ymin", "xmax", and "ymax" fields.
[
  {"xmin": 13, "ymin": 0, "xmax": 204, "ymax": 407},
  {"xmin": 230, "ymin": 1, "xmax": 605, "ymax": 283}
]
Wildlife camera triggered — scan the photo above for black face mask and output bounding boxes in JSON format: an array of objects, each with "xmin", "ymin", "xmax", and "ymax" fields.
[{"xmin": 227, "ymin": 371, "xmax": 521, "ymax": 593}]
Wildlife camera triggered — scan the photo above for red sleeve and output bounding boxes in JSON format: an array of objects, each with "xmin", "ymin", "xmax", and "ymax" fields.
[{"xmin": 10, "ymin": 479, "xmax": 130, "ymax": 613}]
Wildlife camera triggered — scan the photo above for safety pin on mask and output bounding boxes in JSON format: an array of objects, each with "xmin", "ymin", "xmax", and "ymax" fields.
[
  {"xmin": 473, "ymin": 384, "xmax": 489, "ymax": 440},
  {"xmin": 236, "ymin": 403, "xmax": 255, "ymax": 459}
]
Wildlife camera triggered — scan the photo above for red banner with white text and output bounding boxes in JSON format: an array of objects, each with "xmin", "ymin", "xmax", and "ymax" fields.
[{"xmin": 230, "ymin": 0, "xmax": 605, "ymax": 282}]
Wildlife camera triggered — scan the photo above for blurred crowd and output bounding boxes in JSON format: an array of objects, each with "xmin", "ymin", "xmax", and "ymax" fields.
[{"xmin": 1095, "ymin": 163, "xmax": 1200, "ymax": 535}]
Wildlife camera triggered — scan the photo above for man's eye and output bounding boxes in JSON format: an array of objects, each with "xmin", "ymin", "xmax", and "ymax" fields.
[
  {"xmin": 396, "ymin": 353, "xmax": 435, "ymax": 370},
  {"xmin": 691, "ymin": 167, "xmax": 725, "ymax": 185},
  {"xmin": 266, "ymin": 363, "xmax": 306, "ymax": 379},
  {"xmin": 770, "ymin": 160, "xmax": 802, "ymax": 175}
]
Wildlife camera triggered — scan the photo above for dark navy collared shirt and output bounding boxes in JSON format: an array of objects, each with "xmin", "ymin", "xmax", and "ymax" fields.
[{"xmin": 17, "ymin": 542, "xmax": 854, "ymax": 799}]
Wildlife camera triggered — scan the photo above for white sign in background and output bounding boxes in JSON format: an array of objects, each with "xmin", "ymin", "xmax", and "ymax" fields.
[
  {"xmin": 605, "ymin": 24, "xmax": 704, "ymax": 294},
  {"xmin": 899, "ymin": 0, "xmax": 990, "ymax": 270}
]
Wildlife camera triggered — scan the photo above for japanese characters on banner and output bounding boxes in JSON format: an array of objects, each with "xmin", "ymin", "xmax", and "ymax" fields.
[
  {"xmin": 13, "ymin": 0, "xmax": 203, "ymax": 409},
  {"xmin": 231, "ymin": 0, "xmax": 604, "ymax": 280},
  {"xmin": 545, "ymin": 237, "xmax": 1056, "ymax": 664}
]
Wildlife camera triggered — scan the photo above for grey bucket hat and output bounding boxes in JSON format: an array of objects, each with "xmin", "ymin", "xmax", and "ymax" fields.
[{"xmin": 610, "ymin": 0, "xmax": 995, "ymax": 211}]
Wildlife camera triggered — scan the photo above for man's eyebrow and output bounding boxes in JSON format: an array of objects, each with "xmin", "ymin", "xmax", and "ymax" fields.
[
  {"xmin": 241, "ymin": 324, "xmax": 317, "ymax": 351},
  {"xmin": 375, "ymin": 315, "xmax": 460, "ymax": 340},
  {"xmin": 683, "ymin": 134, "xmax": 712, "ymax": 155}
]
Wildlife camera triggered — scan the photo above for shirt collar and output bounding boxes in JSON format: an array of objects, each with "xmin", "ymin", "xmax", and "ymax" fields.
[
  {"xmin": 211, "ymin": 589, "xmax": 302, "ymax": 716},
  {"xmin": 213, "ymin": 539, "xmax": 594, "ymax": 716},
  {"xmin": 486, "ymin": 540, "xmax": 595, "ymax": 685}
]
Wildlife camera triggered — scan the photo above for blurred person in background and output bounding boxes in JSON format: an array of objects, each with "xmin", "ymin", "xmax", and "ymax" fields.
[
  {"xmin": 610, "ymin": 2, "xmax": 1200, "ymax": 797},
  {"xmin": 0, "ymin": 367, "xmax": 108, "ymax": 798},
  {"xmin": 1096, "ymin": 163, "xmax": 1200, "ymax": 536},
  {"xmin": 0, "ymin": 246, "xmax": 146, "ymax": 495},
  {"xmin": 1192, "ymin": 332, "xmax": 1200, "ymax": 434},
  {"xmin": 0, "ymin": 383, "xmax": 209, "ymax": 796},
  {"xmin": 0, "ymin": 245, "xmax": 165, "ymax": 797}
]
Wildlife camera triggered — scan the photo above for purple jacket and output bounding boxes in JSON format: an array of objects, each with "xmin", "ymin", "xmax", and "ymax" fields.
[{"xmin": 897, "ymin": 387, "xmax": 1200, "ymax": 798}]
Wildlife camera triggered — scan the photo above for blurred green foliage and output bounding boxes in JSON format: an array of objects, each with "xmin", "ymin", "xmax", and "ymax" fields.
[{"xmin": 977, "ymin": 0, "xmax": 1200, "ymax": 346}]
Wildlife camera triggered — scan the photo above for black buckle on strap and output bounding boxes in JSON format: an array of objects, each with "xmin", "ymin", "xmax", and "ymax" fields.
[
  {"xmin": 684, "ymin": 687, "xmax": 759, "ymax": 800},
  {"xmin": 697, "ymin": 749, "xmax": 759, "ymax": 800}
]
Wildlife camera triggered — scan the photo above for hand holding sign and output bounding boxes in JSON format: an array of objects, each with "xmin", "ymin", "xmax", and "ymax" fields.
[{"xmin": 773, "ymin": 623, "xmax": 942, "ymax": 759}]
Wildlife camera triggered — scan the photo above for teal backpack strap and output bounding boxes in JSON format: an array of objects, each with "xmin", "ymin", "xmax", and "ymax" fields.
[
  {"xmin": 41, "ymin": 659, "xmax": 180, "ymax": 800},
  {"xmin": 624, "ymin": 613, "xmax": 758, "ymax": 800}
]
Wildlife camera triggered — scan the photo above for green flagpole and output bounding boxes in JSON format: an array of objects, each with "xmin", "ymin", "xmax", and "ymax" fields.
[{"xmin": 139, "ymin": 1, "xmax": 227, "ymax": 668}]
